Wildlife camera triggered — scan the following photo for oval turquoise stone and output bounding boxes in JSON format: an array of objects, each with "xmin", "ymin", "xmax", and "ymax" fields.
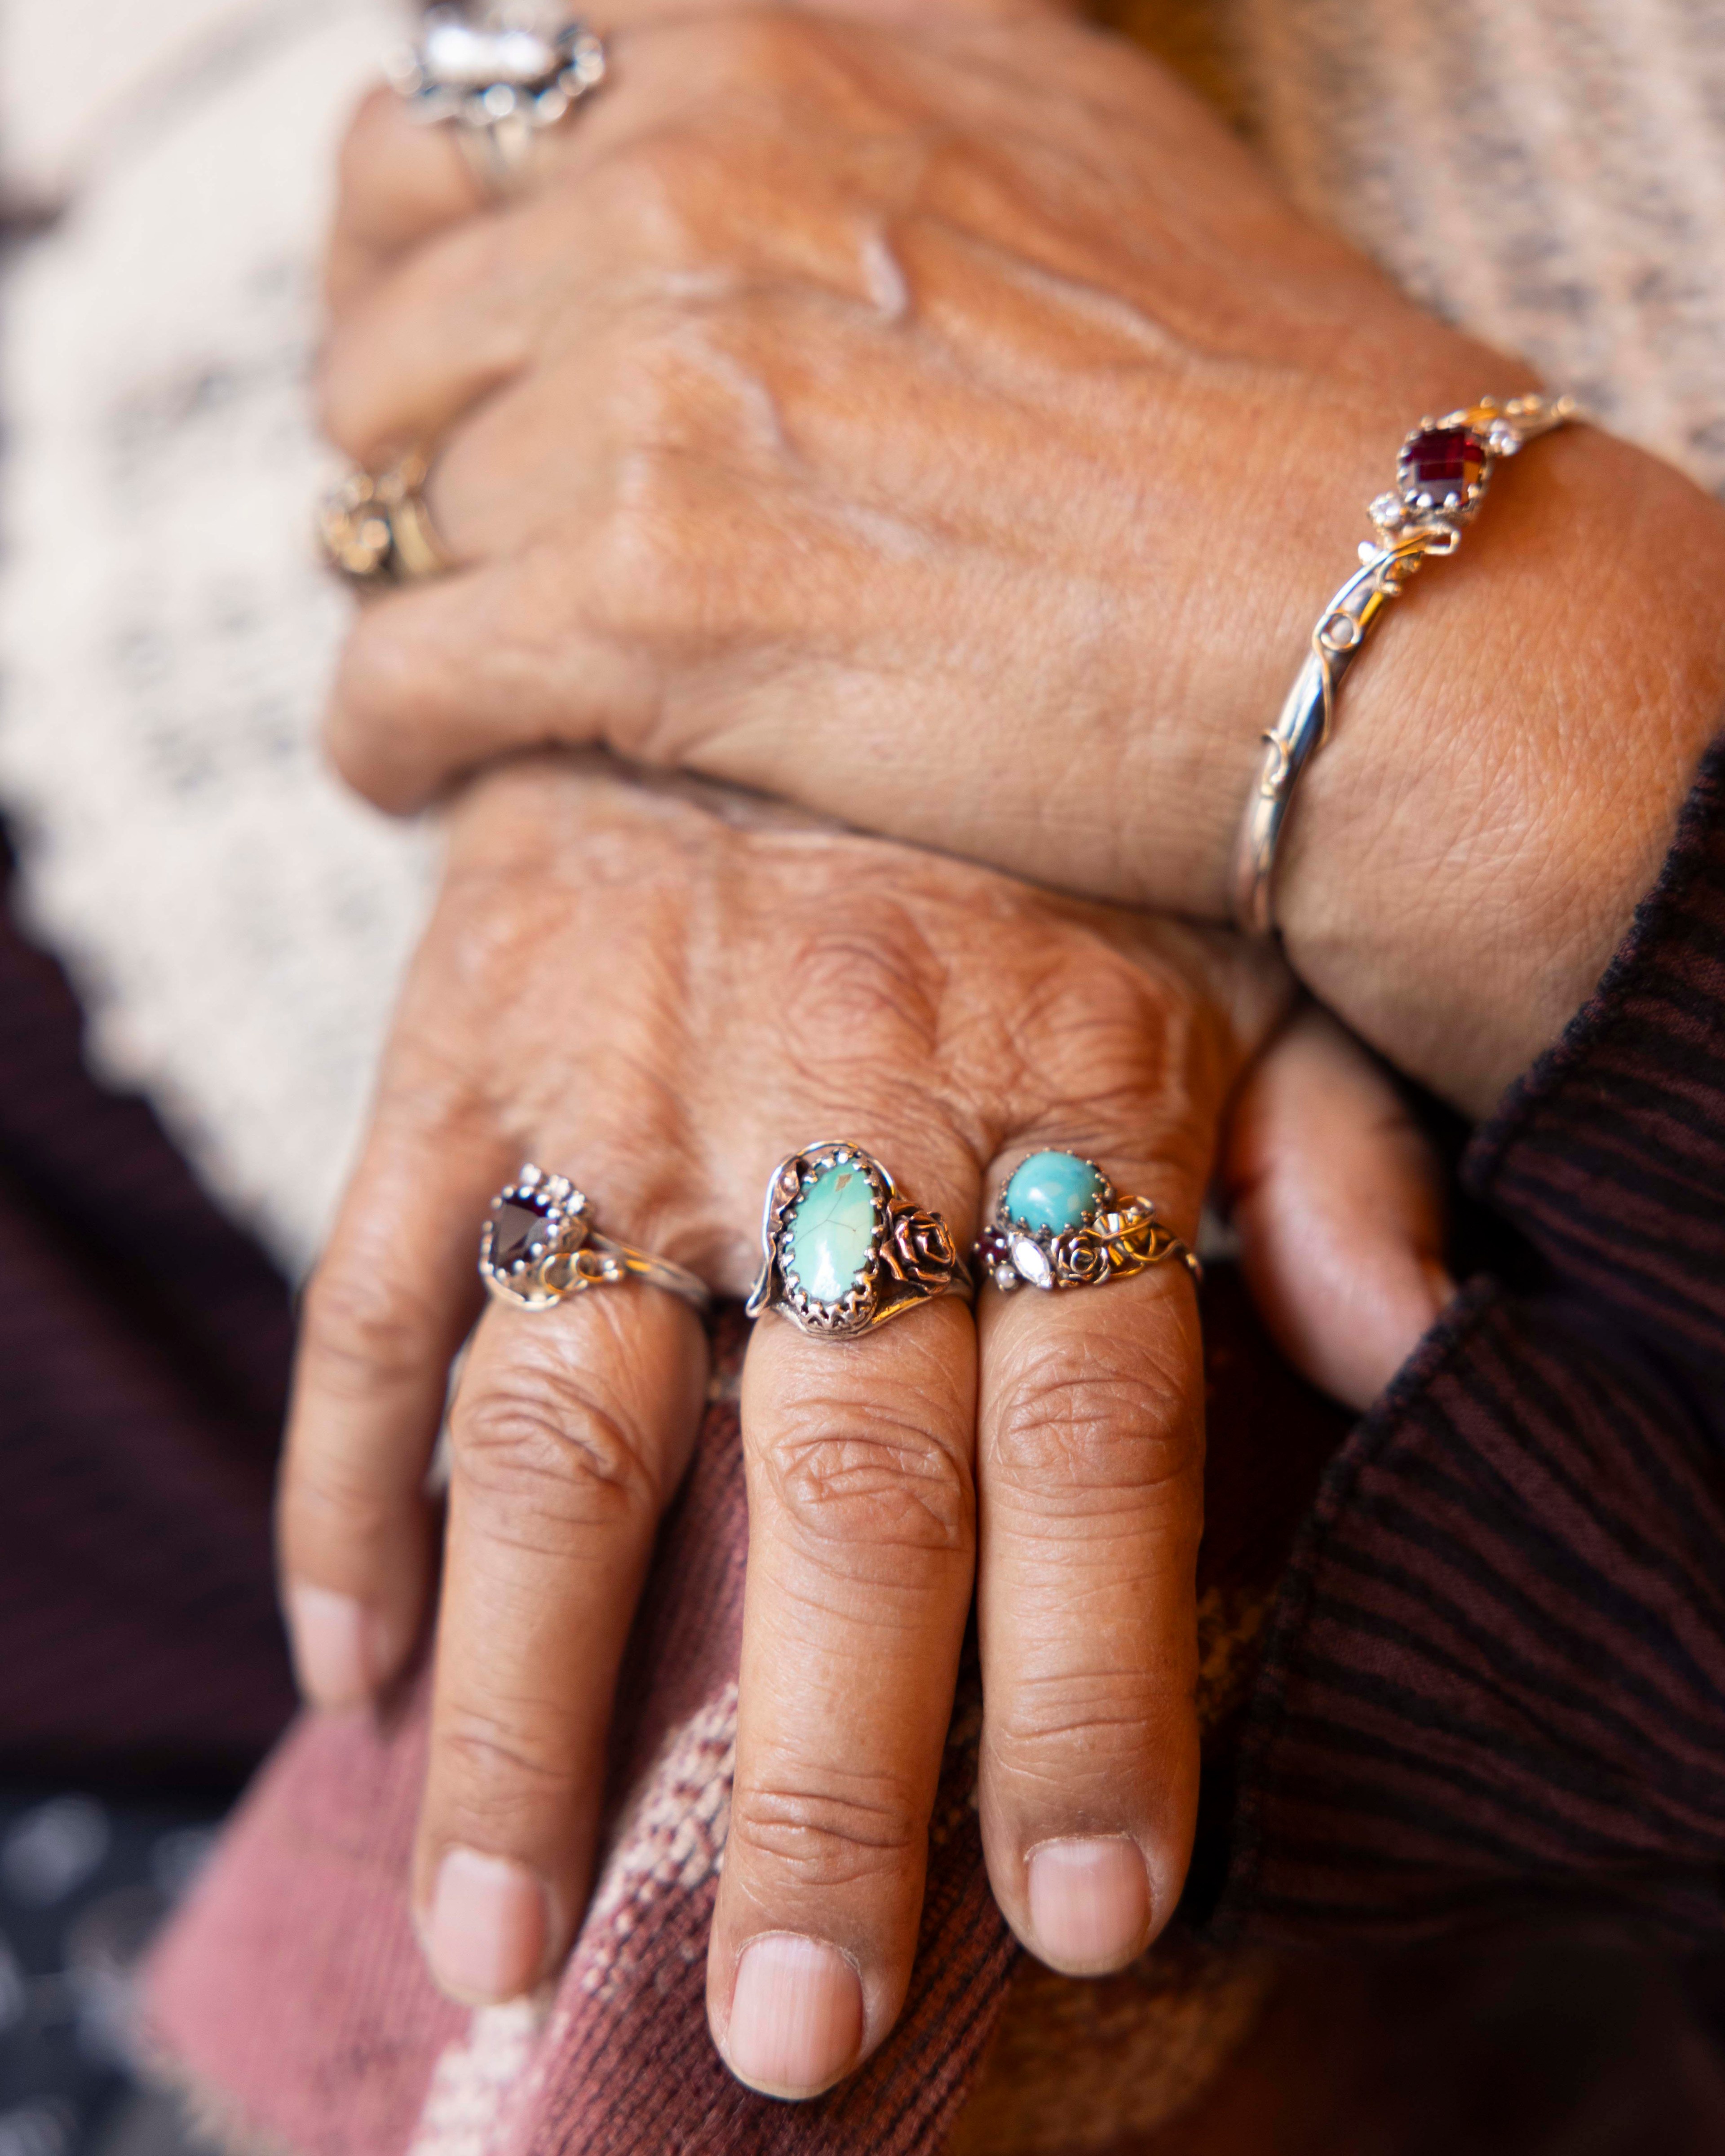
[
  {"xmin": 1004, "ymin": 1151, "xmax": 1108, "ymax": 1234},
  {"xmin": 783, "ymin": 1162, "xmax": 878, "ymax": 1305}
]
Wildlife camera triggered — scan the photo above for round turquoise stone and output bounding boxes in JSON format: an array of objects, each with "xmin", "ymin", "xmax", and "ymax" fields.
[
  {"xmin": 783, "ymin": 1162, "xmax": 878, "ymax": 1305},
  {"xmin": 1004, "ymin": 1151, "xmax": 1108, "ymax": 1235}
]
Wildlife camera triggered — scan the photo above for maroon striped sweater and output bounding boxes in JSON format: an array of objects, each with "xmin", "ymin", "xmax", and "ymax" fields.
[{"xmin": 1226, "ymin": 737, "xmax": 1725, "ymax": 1952}]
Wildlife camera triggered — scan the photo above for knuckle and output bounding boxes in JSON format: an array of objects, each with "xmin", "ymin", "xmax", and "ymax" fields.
[
  {"xmin": 584, "ymin": 130, "xmax": 710, "ymax": 260},
  {"xmin": 762, "ymin": 1402, "xmax": 973, "ymax": 1558},
  {"xmin": 279, "ymin": 1445, "xmax": 404, "ymax": 1567},
  {"xmin": 438, "ymin": 1699, "xmax": 582, "ymax": 1813},
  {"xmin": 452, "ymin": 1375, "xmax": 660, "ymax": 1535},
  {"xmin": 990, "ymin": 1670, "xmax": 1188, "ymax": 1777},
  {"xmin": 430, "ymin": 866, "xmax": 543, "ymax": 1000},
  {"xmin": 1004, "ymin": 947, "xmax": 1199, "ymax": 1135},
  {"xmin": 727, "ymin": 1773, "xmax": 923, "ymax": 1891},
  {"xmin": 706, "ymin": 13, "xmax": 835, "ymax": 105},
  {"xmin": 782, "ymin": 897, "xmax": 944, "ymax": 1059},
  {"xmin": 988, "ymin": 1337, "xmax": 1202, "ymax": 1515}
]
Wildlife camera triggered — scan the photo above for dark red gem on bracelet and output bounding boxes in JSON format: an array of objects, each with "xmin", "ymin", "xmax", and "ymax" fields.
[
  {"xmin": 493, "ymin": 1195, "xmax": 553, "ymax": 1269},
  {"xmin": 1399, "ymin": 425, "xmax": 1489, "ymax": 506}
]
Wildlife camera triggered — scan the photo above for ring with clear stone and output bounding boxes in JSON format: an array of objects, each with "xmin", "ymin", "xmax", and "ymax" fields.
[
  {"xmin": 480, "ymin": 1166, "xmax": 710, "ymax": 1313},
  {"xmin": 389, "ymin": 4, "xmax": 607, "ymax": 199},
  {"xmin": 974, "ymin": 1149, "xmax": 1201, "ymax": 1294},
  {"xmin": 745, "ymin": 1140, "xmax": 973, "ymax": 1340}
]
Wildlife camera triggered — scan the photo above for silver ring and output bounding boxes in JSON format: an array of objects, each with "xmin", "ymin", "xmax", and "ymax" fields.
[
  {"xmin": 974, "ymin": 1150, "xmax": 1201, "ymax": 1293},
  {"xmin": 745, "ymin": 1141, "xmax": 973, "ymax": 1340},
  {"xmin": 390, "ymin": 5, "xmax": 607, "ymax": 200},
  {"xmin": 480, "ymin": 1165, "xmax": 709, "ymax": 1313},
  {"xmin": 1231, "ymin": 392, "xmax": 1576, "ymax": 939}
]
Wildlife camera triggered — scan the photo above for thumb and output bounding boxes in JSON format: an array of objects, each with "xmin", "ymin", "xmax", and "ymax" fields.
[{"xmin": 1221, "ymin": 1003, "xmax": 1455, "ymax": 1414}]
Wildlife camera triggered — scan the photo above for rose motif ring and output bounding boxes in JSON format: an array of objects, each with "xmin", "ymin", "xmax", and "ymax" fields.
[
  {"xmin": 390, "ymin": 4, "xmax": 607, "ymax": 199},
  {"xmin": 480, "ymin": 1165, "xmax": 710, "ymax": 1313},
  {"xmin": 745, "ymin": 1142, "xmax": 973, "ymax": 1340},
  {"xmin": 975, "ymin": 1151, "xmax": 1202, "ymax": 1294}
]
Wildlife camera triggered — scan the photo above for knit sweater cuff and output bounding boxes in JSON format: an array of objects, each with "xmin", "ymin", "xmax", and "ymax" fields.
[{"xmin": 1465, "ymin": 735, "xmax": 1725, "ymax": 1374}]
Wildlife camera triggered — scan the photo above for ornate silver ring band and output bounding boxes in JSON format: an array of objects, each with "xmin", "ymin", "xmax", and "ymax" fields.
[
  {"xmin": 480, "ymin": 1165, "xmax": 710, "ymax": 1314},
  {"xmin": 390, "ymin": 6, "xmax": 607, "ymax": 200},
  {"xmin": 317, "ymin": 455, "xmax": 452, "ymax": 589},
  {"xmin": 1232, "ymin": 391, "xmax": 1577, "ymax": 940},
  {"xmin": 746, "ymin": 1141, "xmax": 973, "ymax": 1340},
  {"xmin": 974, "ymin": 1150, "xmax": 1200, "ymax": 1294}
]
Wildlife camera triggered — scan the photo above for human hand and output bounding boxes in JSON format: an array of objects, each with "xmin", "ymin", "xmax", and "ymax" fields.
[
  {"xmin": 276, "ymin": 760, "xmax": 1443, "ymax": 2094},
  {"xmin": 315, "ymin": 8, "xmax": 1725, "ymax": 1115}
]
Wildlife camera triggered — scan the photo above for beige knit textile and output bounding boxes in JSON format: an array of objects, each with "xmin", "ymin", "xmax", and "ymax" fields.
[{"xmin": 1119, "ymin": 0, "xmax": 1725, "ymax": 497}]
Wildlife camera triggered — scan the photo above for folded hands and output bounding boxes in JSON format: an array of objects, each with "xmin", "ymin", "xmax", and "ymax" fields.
[{"xmin": 282, "ymin": 0, "xmax": 1725, "ymax": 2098}]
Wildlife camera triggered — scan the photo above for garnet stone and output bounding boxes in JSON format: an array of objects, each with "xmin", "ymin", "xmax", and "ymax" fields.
[
  {"xmin": 1399, "ymin": 425, "xmax": 1490, "ymax": 508},
  {"xmin": 492, "ymin": 1193, "xmax": 554, "ymax": 1269}
]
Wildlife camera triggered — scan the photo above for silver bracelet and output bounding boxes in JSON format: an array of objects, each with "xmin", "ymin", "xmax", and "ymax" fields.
[{"xmin": 1232, "ymin": 392, "xmax": 1576, "ymax": 939}]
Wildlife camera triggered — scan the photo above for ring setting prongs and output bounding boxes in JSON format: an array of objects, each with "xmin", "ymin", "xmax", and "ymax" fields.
[
  {"xmin": 480, "ymin": 1166, "xmax": 606, "ymax": 1310},
  {"xmin": 390, "ymin": 4, "xmax": 607, "ymax": 196},
  {"xmin": 746, "ymin": 1141, "xmax": 972, "ymax": 1340},
  {"xmin": 975, "ymin": 1150, "xmax": 1201, "ymax": 1293},
  {"xmin": 478, "ymin": 1163, "xmax": 710, "ymax": 1313}
]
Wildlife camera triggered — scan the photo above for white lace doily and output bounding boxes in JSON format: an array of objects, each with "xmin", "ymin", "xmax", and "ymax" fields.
[{"xmin": 0, "ymin": 0, "xmax": 433, "ymax": 1275}]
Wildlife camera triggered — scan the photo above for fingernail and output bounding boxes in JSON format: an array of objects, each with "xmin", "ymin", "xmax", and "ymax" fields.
[
  {"xmin": 423, "ymin": 1847, "xmax": 550, "ymax": 2005},
  {"xmin": 725, "ymin": 1934, "xmax": 864, "ymax": 2097},
  {"xmin": 1026, "ymin": 1837, "xmax": 1152, "ymax": 1972},
  {"xmin": 285, "ymin": 1583, "xmax": 388, "ymax": 1708}
]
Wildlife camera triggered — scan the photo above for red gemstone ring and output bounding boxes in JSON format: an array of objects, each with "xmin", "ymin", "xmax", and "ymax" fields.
[{"xmin": 479, "ymin": 1165, "xmax": 709, "ymax": 1313}]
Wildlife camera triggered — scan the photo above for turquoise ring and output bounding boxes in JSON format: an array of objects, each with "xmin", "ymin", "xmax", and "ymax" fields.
[
  {"xmin": 745, "ymin": 1142, "xmax": 973, "ymax": 1340},
  {"xmin": 975, "ymin": 1151, "xmax": 1201, "ymax": 1294}
]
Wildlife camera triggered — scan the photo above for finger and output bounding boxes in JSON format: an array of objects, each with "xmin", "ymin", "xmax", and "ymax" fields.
[
  {"xmin": 323, "ymin": 2, "xmax": 794, "ymax": 318},
  {"xmin": 414, "ymin": 1281, "xmax": 707, "ymax": 2003},
  {"xmin": 323, "ymin": 553, "xmax": 658, "ymax": 813},
  {"xmin": 1222, "ymin": 1003, "xmax": 1453, "ymax": 1413},
  {"xmin": 279, "ymin": 1081, "xmax": 512, "ymax": 1708},
  {"xmin": 315, "ymin": 15, "xmax": 923, "ymax": 466},
  {"xmin": 709, "ymin": 1152, "xmax": 978, "ymax": 2099},
  {"xmin": 325, "ymin": 85, "xmax": 487, "ymax": 322},
  {"xmin": 974, "ymin": 1139, "xmax": 1205, "ymax": 1976}
]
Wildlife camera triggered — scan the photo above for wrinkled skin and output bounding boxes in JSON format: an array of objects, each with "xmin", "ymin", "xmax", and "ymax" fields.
[
  {"xmin": 319, "ymin": 5, "xmax": 1725, "ymax": 1114},
  {"xmin": 288, "ymin": 0, "xmax": 1725, "ymax": 2094},
  {"xmin": 278, "ymin": 763, "xmax": 1447, "ymax": 2094}
]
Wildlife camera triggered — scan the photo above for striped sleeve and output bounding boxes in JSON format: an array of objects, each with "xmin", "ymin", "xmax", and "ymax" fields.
[
  {"xmin": 1467, "ymin": 743, "xmax": 1725, "ymax": 1373},
  {"xmin": 1225, "ymin": 738, "xmax": 1725, "ymax": 1945}
]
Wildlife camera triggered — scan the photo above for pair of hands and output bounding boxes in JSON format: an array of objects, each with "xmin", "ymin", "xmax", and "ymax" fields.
[
  {"xmin": 281, "ymin": 764, "xmax": 1446, "ymax": 2097},
  {"xmin": 283, "ymin": 0, "xmax": 1725, "ymax": 2099}
]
